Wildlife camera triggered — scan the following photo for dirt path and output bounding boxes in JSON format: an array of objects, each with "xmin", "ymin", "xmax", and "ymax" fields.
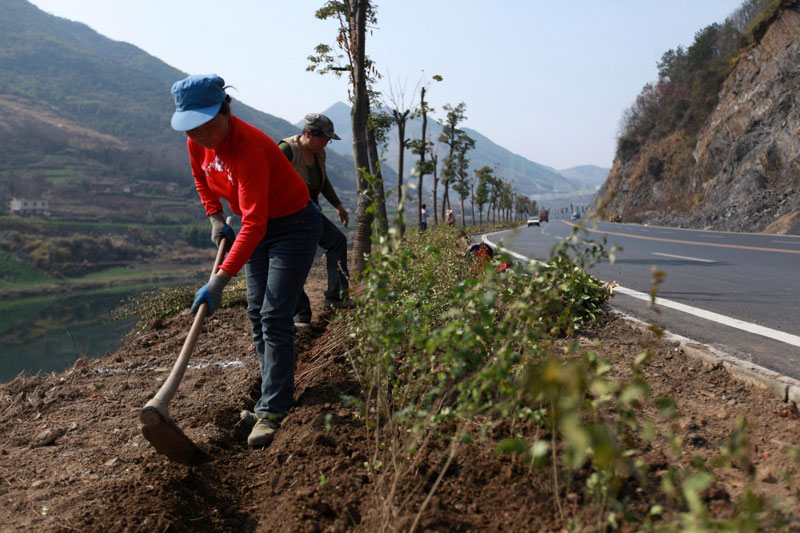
[{"xmin": 1, "ymin": 260, "xmax": 799, "ymax": 531}]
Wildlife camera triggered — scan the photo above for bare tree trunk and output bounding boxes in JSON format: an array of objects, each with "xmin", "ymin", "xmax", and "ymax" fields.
[
  {"xmin": 441, "ymin": 182, "xmax": 448, "ymax": 221},
  {"xmin": 394, "ymin": 112, "xmax": 408, "ymax": 238},
  {"xmin": 460, "ymin": 197, "xmax": 466, "ymax": 227},
  {"xmin": 417, "ymin": 87, "xmax": 427, "ymax": 228},
  {"xmin": 367, "ymin": 119, "xmax": 388, "ymax": 237},
  {"xmin": 470, "ymin": 179, "xmax": 475, "ymax": 226},
  {"xmin": 431, "ymin": 155, "xmax": 438, "ymax": 225},
  {"xmin": 349, "ymin": 0, "xmax": 372, "ymax": 275}
]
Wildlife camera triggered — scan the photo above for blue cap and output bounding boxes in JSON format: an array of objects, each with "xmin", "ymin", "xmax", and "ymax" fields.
[{"xmin": 170, "ymin": 74, "xmax": 226, "ymax": 131}]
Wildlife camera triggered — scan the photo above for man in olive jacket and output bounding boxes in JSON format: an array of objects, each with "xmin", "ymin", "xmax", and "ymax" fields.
[{"xmin": 280, "ymin": 113, "xmax": 352, "ymax": 327}]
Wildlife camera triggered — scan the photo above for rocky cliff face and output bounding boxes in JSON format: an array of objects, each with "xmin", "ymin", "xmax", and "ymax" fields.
[{"xmin": 594, "ymin": 5, "xmax": 800, "ymax": 234}]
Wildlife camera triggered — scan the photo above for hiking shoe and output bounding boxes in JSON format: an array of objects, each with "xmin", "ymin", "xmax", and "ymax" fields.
[
  {"xmin": 247, "ymin": 417, "xmax": 280, "ymax": 447},
  {"xmin": 323, "ymin": 298, "xmax": 355, "ymax": 309},
  {"xmin": 239, "ymin": 410, "xmax": 258, "ymax": 427}
]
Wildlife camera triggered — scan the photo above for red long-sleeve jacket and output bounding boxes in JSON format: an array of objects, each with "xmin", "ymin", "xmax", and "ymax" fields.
[{"xmin": 188, "ymin": 116, "xmax": 310, "ymax": 275}]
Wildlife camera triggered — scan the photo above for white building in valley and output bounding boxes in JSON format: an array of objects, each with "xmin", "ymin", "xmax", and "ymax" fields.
[{"xmin": 9, "ymin": 198, "xmax": 50, "ymax": 216}]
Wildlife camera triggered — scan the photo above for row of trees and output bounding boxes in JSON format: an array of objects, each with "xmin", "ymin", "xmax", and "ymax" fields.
[{"xmin": 308, "ymin": 0, "xmax": 531, "ymax": 274}]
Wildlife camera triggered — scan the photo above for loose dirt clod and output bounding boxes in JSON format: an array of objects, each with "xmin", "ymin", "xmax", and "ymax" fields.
[{"xmin": 30, "ymin": 428, "xmax": 65, "ymax": 448}]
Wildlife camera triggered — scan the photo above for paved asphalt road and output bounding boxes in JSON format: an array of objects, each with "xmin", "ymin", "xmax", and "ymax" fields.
[{"xmin": 484, "ymin": 220, "xmax": 800, "ymax": 380}]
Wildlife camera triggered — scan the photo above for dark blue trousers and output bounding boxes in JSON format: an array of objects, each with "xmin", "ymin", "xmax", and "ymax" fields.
[
  {"xmin": 245, "ymin": 202, "xmax": 322, "ymax": 417},
  {"xmin": 294, "ymin": 212, "xmax": 349, "ymax": 322}
]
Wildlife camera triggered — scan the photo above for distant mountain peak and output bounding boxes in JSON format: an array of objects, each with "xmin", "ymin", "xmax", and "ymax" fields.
[{"xmin": 317, "ymin": 102, "xmax": 584, "ymax": 196}]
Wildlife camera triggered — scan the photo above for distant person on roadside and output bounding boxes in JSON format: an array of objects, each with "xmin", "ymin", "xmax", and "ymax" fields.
[
  {"xmin": 420, "ymin": 204, "xmax": 428, "ymax": 231},
  {"xmin": 446, "ymin": 209, "xmax": 456, "ymax": 226},
  {"xmin": 170, "ymin": 74, "xmax": 322, "ymax": 448},
  {"xmin": 279, "ymin": 113, "xmax": 352, "ymax": 329}
]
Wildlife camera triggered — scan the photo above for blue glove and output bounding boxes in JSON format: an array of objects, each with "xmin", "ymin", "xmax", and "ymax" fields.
[
  {"xmin": 191, "ymin": 274, "xmax": 229, "ymax": 316},
  {"xmin": 219, "ymin": 221, "xmax": 235, "ymax": 245},
  {"xmin": 208, "ymin": 213, "xmax": 236, "ymax": 246}
]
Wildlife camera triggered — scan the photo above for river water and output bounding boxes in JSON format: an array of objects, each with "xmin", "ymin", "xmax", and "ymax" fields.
[{"xmin": 0, "ymin": 290, "xmax": 138, "ymax": 383}]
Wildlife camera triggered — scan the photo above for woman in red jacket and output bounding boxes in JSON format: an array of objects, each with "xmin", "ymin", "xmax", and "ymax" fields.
[{"xmin": 170, "ymin": 74, "xmax": 322, "ymax": 447}]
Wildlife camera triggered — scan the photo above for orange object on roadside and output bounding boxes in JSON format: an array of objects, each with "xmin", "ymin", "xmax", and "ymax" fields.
[{"xmin": 467, "ymin": 243, "xmax": 494, "ymax": 274}]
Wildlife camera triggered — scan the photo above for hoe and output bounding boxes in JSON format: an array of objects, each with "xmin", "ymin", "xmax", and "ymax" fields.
[{"xmin": 140, "ymin": 233, "xmax": 229, "ymax": 465}]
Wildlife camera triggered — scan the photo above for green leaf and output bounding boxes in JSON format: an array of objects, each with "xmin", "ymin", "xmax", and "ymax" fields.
[{"xmin": 496, "ymin": 437, "xmax": 527, "ymax": 455}]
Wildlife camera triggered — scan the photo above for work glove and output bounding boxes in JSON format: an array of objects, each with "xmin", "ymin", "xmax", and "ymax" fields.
[
  {"xmin": 191, "ymin": 274, "xmax": 229, "ymax": 316},
  {"xmin": 209, "ymin": 212, "xmax": 236, "ymax": 247}
]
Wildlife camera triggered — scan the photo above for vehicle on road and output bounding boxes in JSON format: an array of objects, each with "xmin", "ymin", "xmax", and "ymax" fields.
[
  {"xmin": 571, "ymin": 212, "xmax": 580, "ymax": 220},
  {"xmin": 538, "ymin": 209, "xmax": 549, "ymax": 222},
  {"xmin": 527, "ymin": 216, "xmax": 540, "ymax": 227}
]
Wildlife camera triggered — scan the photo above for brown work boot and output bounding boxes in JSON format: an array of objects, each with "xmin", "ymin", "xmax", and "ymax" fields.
[
  {"xmin": 323, "ymin": 297, "xmax": 355, "ymax": 309},
  {"xmin": 247, "ymin": 417, "xmax": 280, "ymax": 447}
]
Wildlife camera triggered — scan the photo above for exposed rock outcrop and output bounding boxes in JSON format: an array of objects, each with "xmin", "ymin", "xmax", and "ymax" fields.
[{"xmin": 594, "ymin": 5, "xmax": 800, "ymax": 234}]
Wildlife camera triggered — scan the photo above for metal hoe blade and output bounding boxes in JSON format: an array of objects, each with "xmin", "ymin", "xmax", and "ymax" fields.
[{"xmin": 141, "ymin": 408, "xmax": 210, "ymax": 466}]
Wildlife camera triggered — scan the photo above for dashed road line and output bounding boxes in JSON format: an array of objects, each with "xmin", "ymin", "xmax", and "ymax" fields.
[
  {"xmin": 651, "ymin": 252, "xmax": 714, "ymax": 263},
  {"xmin": 561, "ymin": 220, "xmax": 800, "ymax": 254},
  {"xmin": 482, "ymin": 233, "xmax": 800, "ymax": 349}
]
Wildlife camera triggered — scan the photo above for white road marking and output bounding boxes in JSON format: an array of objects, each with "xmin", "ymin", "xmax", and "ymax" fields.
[
  {"xmin": 482, "ymin": 233, "xmax": 800, "ymax": 349},
  {"xmin": 651, "ymin": 252, "xmax": 714, "ymax": 263},
  {"xmin": 613, "ymin": 286, "xmax": 800, "ymax": 348},
  {"xmin": 701, "ymin": 235, "xmax": 724, "ymax": 239},
  {"xmin": 772, "ymin": 240, "xmax": 800, "ymax": 245}
]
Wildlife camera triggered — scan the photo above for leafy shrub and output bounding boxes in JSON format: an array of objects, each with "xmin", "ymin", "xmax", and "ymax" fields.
[
  {"xmin": 115, "ymin": 277, "xmax": 247, "ymax": 335},
  {"xmin": 151, "ymin": 212, "xmax": 177, "ymax": 225},
  {"xmin": 0, "ymin": 250, "xmax": 52, "ymax": 288},
  {"xmin": 339, "ymin": 223, "xmax": 786, "ymax": 529},
  {"xmin": 344, "ymin": 225, "xmax": 613, "ymax": 424},
  {"xmin": 116, "ymin": 286, "xmax": 195, "ymax": 334},
  {"xmin": 180, "ymin": 223, "xmax": 209, "ymax": 248}
]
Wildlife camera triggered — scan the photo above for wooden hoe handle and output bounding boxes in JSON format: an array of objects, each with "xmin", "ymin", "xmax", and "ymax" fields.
[{"xmin": 141, "ymin": 233, "xmax": 228, "ymax": 423}]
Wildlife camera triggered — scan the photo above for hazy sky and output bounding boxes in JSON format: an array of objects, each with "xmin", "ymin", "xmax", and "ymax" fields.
[{"xmin": 29, "ymin": 0, "xmax": 744, "ymax": 170}]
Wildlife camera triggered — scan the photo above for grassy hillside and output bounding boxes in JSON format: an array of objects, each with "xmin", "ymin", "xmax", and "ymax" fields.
[
  {"xmin": 0, "ymin": 250, "xmax": 52, "ymax": 288},
  {"xmin": 0, "ymin": 0, "xmax": 355, "ymax": 221}
]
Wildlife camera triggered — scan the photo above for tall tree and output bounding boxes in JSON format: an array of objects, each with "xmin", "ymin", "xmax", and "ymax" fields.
[
  {"xmin": 452, "ymin": 132, "xmax": 475, "ymax": 227},
  {"xmin": 487, "ymin": 174, "xmax": 502, "ymax": 224},
  {"xmin": 309, "ymin": 0, "xmax": 376, "ymax": 274},
  {"xmin": 407, "ymin": 74, "xmax": 442, "ymax": 229},
  {"xmin": 349, "ymin": 1, "xmax": 372, "ymax": 272},
  {"xmin": 430, "ymin": 150, "xmax": 439, "ymax": 225},
  {"xmin": 469, "ymin": 170, "xmax": 477, "ymax": 225},
  {"xmin": 515, "ymin": 194, "xmax": 534, "ymax": 220},
  {"xmin": 413, "ymin": 86, "xmax": 428, "ymax": 229},
  {"xmin": 386, "ymin": 78, "xmax": 416, "ymax": 238},
  {"xmin": 366, "ymin": 108, "xmax": 393, "ymax": 236},
  {"xmin": 501, "ymin": 182, "xmax": 513, "ymax": 222},
  {"xmin": 474, "ymin": 166, "xmax": 493, "ymax": 227},
  {"xmin": 438, "ymin": 102, "xmax": 466, "ymax": 222}
]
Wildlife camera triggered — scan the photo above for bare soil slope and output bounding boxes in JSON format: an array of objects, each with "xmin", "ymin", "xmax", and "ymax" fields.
[{"xmin": 1, "ymin": 263, "xmax": 799, "ymax": 531}]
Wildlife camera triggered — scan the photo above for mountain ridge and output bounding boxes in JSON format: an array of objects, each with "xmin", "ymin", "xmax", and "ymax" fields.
[
  {"xmin": 305, "ymin": 102, "xmax": 606, "ymax": 197},
  {"xmin": 592, "ymin": 1, "xmax": 799, "ymax": 234},
  {"xmin": 0, "ymin": 0, "xmax": 355, "ymax": 220}
]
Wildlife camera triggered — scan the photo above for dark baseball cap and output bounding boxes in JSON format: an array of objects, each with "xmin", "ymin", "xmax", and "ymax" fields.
[
  {"xmin": 171, "ymin": 74, "xmax": 227, "ymax": 131},
  {"xmin": 304, "ymin": 113, "xmax": 341, "ymax": 140}
]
